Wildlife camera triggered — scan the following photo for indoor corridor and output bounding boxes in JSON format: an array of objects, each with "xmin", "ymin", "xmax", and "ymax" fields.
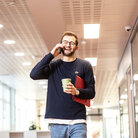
[{"xmin": 0, "ymin": 0, "xmax": 138, "ymax": 138}]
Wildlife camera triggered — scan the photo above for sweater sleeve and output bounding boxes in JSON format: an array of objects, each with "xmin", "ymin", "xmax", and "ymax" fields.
[
  {"xmin": 30, "ymin": 53, "xmax": 54, "ymax": 80},
  {"xmin": 75, "ymin": 61, "xmax": 95, "ymax": 99}
]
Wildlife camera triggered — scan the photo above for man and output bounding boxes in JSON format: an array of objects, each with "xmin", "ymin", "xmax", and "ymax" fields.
[{"xmin": 30, "ymin": 31, "xmax": 95, "ymax": 138}]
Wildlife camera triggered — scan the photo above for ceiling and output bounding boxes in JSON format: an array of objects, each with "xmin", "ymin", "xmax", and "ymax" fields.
[{"xmin": 0, "ymin": 0, "xmax": 138, "ymax": 108}]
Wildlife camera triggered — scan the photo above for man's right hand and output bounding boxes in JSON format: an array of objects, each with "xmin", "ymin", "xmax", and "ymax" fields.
[{"xmin": 51, "ymin": 43, "xmax": 63, "ymax": 57}]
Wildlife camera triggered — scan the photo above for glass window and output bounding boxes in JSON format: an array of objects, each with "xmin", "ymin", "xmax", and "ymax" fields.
[
  {"xmin": 132, "ymin": 28, "xmax": 138, "ymax": 137},
  {"xmin": 119, "ymin": 76, "xmax": 129, "ymax": 138},
  {"xmin": 11, "ymin": 89, "xmax": 15, "ymax": 129},
  {"xmin": 0, "ymin": 82, "xmax": 15, "ymax": 131},
  {"xmin": 3, "ymin": 103, "xmax": 10, "ymax": 130},
  {"xmin": 3, "ymin": 85, "xmax": 10, "ymax": 103}
]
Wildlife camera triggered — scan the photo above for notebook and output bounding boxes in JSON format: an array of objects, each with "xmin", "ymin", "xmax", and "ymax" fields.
[{"xmin": 73, "ymin": 75, "xmax": 90, "ymax": 107}]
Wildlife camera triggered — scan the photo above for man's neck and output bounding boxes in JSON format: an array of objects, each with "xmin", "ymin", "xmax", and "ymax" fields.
[{"xmin": 62, "ymin": 55, "xmax": 76, "ymax": 62}]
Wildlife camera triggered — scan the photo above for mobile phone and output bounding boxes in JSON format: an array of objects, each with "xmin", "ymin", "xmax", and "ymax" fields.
[{"xmin": 58, "ymin": 47, "xmax": 63, "ymax": 54}]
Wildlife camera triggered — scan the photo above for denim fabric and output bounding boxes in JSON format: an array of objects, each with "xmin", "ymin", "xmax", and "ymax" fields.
[{"xmin": 50, "ymin": 123, "xmax": 87, "ymax": 138}]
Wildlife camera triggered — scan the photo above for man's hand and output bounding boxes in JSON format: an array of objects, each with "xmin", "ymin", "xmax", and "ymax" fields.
[
  {"xmin": 51, "ymin": 43, "xmax": 63, "ymax": 57},
  {"xmin": 64, "ymin": 82, "xmax": 79, "ymax": 95}
]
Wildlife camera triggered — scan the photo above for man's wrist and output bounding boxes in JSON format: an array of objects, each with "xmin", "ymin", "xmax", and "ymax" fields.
[{"xmin": 75, "ymin": 89, "xmax": 80, "ymax": 95}]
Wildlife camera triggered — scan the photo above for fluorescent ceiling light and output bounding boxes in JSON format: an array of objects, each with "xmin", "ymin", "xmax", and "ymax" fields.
[
  {"xmin": 14, "ymin": 52, "xmax": 24, "ymax": 56},
  {"xmin": 81, "ymin": 40, "xmax": 86, "ymax": 45},
  {"xmin": 4, "ymin": 40, "xmax": 15, "ymax": 44},
  {"xmin": 84, "ymin": 24, "xmax": 100, "ymax": 39},
  {"xmin": 22, "ymin": 62, "xmax": 31, "ymax": 66},
  {"xmin": 9, "ymin": 1, "xmax": 15, "ymax": 5},
  {"xmin": 85, "ymin": 58, "xmax": 97, "ymax": 66},
  {"xmin": 0, "ymin": 24, "xmax": 3, "ymax": 29},
  {"xmin": 134, "ymin": 74, "xmax": 138, "ymax": 81}
]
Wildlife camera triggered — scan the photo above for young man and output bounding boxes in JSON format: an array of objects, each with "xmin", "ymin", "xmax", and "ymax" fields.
[{"xmin": 30, "ymin": 31, "xmax": 95, "ymax": 138}]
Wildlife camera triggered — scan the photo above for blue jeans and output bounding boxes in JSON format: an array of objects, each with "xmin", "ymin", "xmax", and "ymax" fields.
[{"xmin": 50, "ymin": 123, "xmax": 87, "ymax": 138}]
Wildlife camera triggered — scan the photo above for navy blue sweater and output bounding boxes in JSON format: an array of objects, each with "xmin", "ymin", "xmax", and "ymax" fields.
[{"xmin": 30, "ymin": 53, "xmax": 95, "ymax": 120}]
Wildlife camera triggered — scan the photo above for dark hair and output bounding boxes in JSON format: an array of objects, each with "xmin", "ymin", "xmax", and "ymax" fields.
[{"xmin": 60, "ymin": 31, "xmax": 78, "ymax": 46}]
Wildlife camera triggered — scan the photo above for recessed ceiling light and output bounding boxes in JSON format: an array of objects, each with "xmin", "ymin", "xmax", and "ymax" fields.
[
  {"xmin": 81, "ymin": 40, "xmax": 86, "ymax": 45},
  {"xmin": 9, "ymin": 0, "xmax": 15, "ymax": 5},
  {"xmin": 4, "ymin": 40, "xmax": 15, "ymax": 44},
  {"xmin": 0, "ymin": 24, "xmax": 3, "ymax": 29},
  {"xmin": 85, "ymin": 58, "xmax": 97, "ymax": 66},
  {"xmin": 84, "ymin": 24, "xmax": 100, "ymax": 39},
  {"xmin": 14, "ymin": 52, "xmax": 24, "ymax": 56},
  {"xmin": 22, "ymin": 62, "xmax": 32, "ymax": 66}
]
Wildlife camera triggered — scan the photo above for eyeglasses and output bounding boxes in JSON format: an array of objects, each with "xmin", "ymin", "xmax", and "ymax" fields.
[{"xmin": 62, "ymin": 40, "xmax": 76, "ymax": 46}]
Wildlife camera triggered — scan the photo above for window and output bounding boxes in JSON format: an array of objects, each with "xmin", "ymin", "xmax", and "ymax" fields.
[
  {"xmin": 0, "ymin": 82, "xmax": 15, "ymax": 130},
  {"xmin": 132, "ymin": 25, "xmax": 138, "ymax": 137}
]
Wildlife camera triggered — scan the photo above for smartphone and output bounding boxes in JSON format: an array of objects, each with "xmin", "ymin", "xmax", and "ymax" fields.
[{"xmin": 58, "ymin": 47, "xmax": 63, "ymax": 54}]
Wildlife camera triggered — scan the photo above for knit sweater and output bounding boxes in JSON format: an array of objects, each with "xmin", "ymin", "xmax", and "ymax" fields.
[{"xmin": 30, "ymin": 53, "xmax": 95, "ymax": 120}]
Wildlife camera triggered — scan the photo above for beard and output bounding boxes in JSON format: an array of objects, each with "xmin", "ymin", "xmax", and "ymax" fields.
[{"xmin": 62, "ymin": 48, "xmax": 76, "ymax": 56}]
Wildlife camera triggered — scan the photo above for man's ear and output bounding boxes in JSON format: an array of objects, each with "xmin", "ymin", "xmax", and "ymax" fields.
[{"xmin": 76, "ymin": 46, "xmax": 79, "ymax": 50}]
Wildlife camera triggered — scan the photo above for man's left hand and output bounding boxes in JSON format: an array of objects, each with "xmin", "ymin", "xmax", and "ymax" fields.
[{"xmin": 64, "ymin": 82, "xmax": 77, "ymax": 95}]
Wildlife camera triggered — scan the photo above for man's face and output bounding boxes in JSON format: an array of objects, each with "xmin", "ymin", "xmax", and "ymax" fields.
[{"xmin": 61, "ymin": 35, "xmax": 78, "ymax": 56}]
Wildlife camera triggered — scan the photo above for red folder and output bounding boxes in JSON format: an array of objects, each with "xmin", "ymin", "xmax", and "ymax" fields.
[{"xmin": 73, "ymin": 75, "xmax": 90, "ymax": 107}]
